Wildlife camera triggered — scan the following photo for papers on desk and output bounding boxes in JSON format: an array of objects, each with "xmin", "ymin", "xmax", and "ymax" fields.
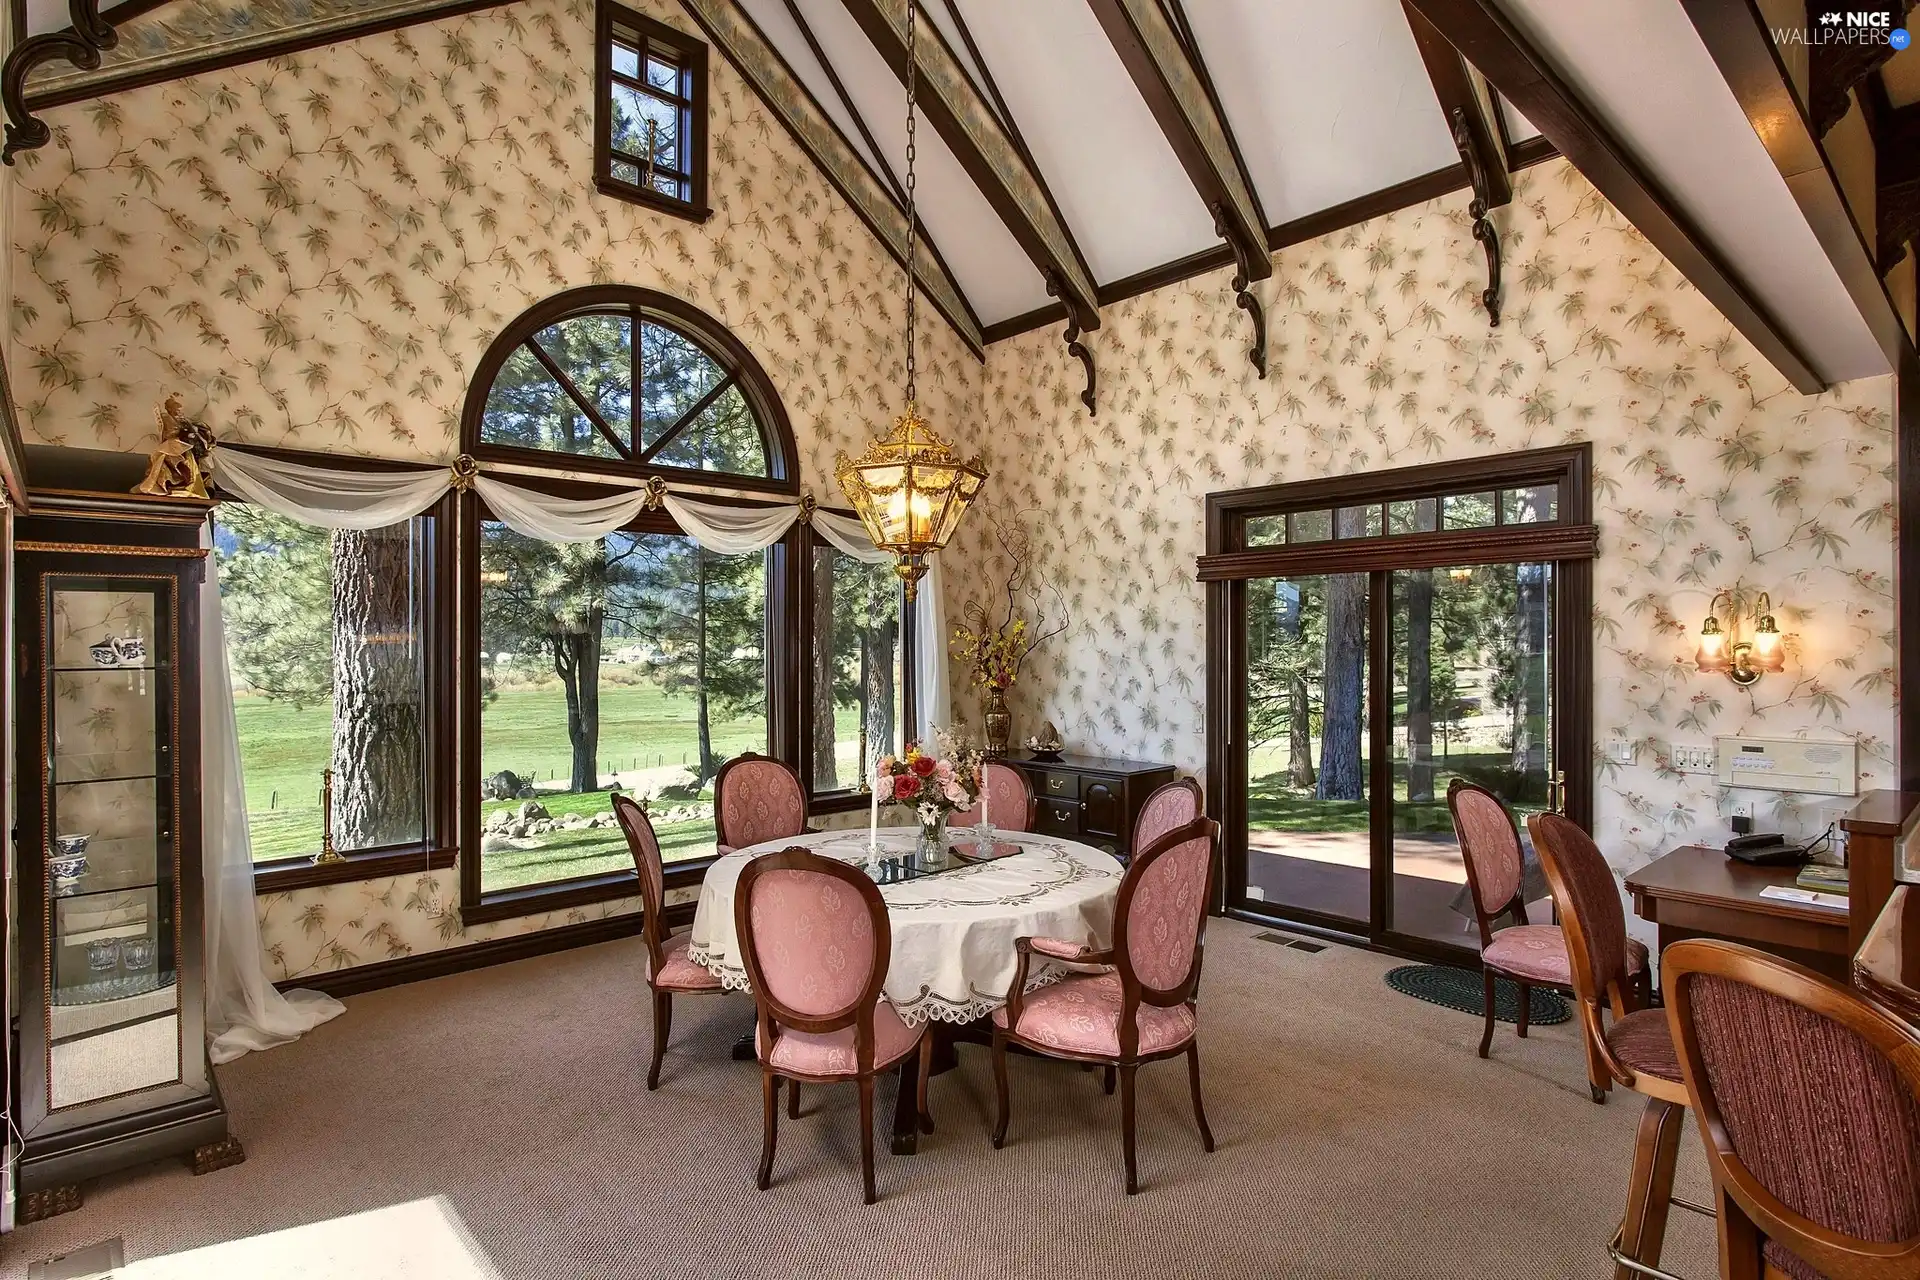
[{"xmin": 1758, "ymin": 885, "xmax": 1848, "ymax": 911}]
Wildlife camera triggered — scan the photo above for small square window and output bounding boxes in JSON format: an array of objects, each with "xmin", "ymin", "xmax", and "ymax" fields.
[{"xmin": 597, "ymin": 3, "xmax": 709, "ymax": 222}]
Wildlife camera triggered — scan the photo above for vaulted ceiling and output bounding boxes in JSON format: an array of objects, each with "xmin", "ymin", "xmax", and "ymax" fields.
[{"xmin": 10, "ymin": 0, "xmax": 1919, "ymax": 387}]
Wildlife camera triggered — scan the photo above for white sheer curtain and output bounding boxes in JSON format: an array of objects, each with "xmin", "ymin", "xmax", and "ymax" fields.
[
  {"xmin": 201, "ymin": 529, "xmax": 345, "ymax": 1063},
  {"xmin": 814, "ymin": 508, "xmax": 949, "ymax": 736}
]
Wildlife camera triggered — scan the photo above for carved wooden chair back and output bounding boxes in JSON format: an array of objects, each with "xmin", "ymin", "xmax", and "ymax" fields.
[
  {"xmin": 714, "ymin": 752, "xmax": 808, "ymax": 853},
  {"xmin": 1448, "ymin": 778, "xmax": 1529, "ymax": 947},
  {"xmin": 1664, "ymin": 939, "xmax": 1920, "ymax": 1280},
  {"xmin": 734, "ymin": 849, "xmax": 892, "ymax": 1074},
  {"xmin": 1133, "ymin": 778, "xmax": 1203, "ymax": 862},
  {"xmin": 611, "ymin": 792, "xmax": 669, "ymax": 976},
  {"xmin": 1109, "ymin": 816, "xmax": 1219, "ymax": 1056},
  {"xmin": 1527, "ymin": 811, "xmax": 1634, "ymax": 1019},
  {"xmin": 953, "ymin": 761, "xmax": 1035, "ymax": 831}
]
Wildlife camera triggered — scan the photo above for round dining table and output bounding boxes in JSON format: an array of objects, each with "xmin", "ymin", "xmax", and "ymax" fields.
[{"xmin": 687, "ymin": 825, "xmax": 1125, "ymax": 1153}]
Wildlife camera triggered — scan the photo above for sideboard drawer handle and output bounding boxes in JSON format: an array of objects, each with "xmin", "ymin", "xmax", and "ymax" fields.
[{"xmin": 1047, "ymin": 776, "xmax": 1070, "ymax": 794}]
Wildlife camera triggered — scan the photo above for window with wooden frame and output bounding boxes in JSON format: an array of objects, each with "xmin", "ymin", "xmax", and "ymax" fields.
[
  {"xmin": 460, "ymin": 286, "xmax": 806, "ymax": 925},
  {"xmin": 595, "ymin": 2, "xmax": 710, "ymax": 221},
  {"xmin": 802, "ymin": 526, "xmax": 913, "ymax": 813},
  {"xmin": 213, "ymin": 479, "xmax": 457, "ymax": 895},
  {"xmin": 1199, "ymin": 444, "xmax": 1596, "ymax": 962}
]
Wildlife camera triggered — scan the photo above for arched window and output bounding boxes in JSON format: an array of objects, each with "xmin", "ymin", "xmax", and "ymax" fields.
[{"xmin": 462, "ymin": 286, "xmax": 796, "ymax": 492}]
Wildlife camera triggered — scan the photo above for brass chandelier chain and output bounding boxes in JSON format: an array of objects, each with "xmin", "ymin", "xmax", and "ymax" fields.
[{"xmin": 903, "ymin": 0, "xmax": 918, "ymax": 412}]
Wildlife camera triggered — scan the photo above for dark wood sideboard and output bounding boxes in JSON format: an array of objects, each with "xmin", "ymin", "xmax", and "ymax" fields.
[{"xmin": 1001, "ymin": 753, "xmax": 1179, "ymax": 860}]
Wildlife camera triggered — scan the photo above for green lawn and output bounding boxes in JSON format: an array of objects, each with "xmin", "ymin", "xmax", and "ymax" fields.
[
  {"xmin": 1247, "ymin": 750, "xmax": 1542, "ymax": 836},
  {"xmin": 234, "ymin": 679, "xmax": 869, "ymax": 870}
]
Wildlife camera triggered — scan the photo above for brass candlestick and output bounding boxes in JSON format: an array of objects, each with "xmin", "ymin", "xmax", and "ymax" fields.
[{"xmin": 312, "ymin": 767, "xmax": 345, "ymax": 864}]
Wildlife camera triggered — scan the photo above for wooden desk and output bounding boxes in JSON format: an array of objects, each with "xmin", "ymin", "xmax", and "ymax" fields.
[
  {"xmin": 1855, "ymin": 883, "xmax": 1920, "ymax": 1024},
  {"xmin": 1625, "ymin": 845, "xmax": 1852, "ymax": 980}
]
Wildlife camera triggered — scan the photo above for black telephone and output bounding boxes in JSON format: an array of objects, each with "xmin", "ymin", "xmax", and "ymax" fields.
[{"xmin": 1723, "ymin": 832, "xmax": 1812, "ymax": 866}]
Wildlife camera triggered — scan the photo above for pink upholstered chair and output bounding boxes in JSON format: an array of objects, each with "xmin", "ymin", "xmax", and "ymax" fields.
[
  {"xmin": 990, "ymin": 815, "xmax": 1220, "ymax": 1195},
  {"xmin": 951, "ymin": 760, "xmax": 1035, "ymax": 831},
  {"xmin": 734, "ymin": 848, "xmax": 932, "ymax": 1205},
  {"xmin": 1529, "ymin": 812, "xmax": 1692, "ymax": 1280},
  {"xmin": 1448, "ymin": 778, "xmax": 1649, "ymax": 1061},
  {"xmin": 1132, "ymin": 777, "xmax": 1202, "ymax": 861},
  {"xmin": 612, "ymin": 794, "xmax": 726, "ymax": 1090},
  {"xmin": 1663, "ymin": 939, "xmax": 1920, "ymax": 1280},
  {"xmin": 713, "ymin": 752, "xmax": 808, "ymax": 856}
]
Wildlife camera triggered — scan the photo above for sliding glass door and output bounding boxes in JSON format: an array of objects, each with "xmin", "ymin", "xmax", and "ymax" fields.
[{"xmin": 1203, "ymin": 449, "xmax": 1592, "ymax": 962}]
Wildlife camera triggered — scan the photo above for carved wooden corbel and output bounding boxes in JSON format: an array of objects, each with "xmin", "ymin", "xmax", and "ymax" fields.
[
  {"xmin": 1044, "ymin": 268, "xmax": 1098, "ymax": 415},
  {"xmin": 1450, "ymin": 105, "xmax": 1502, "ymax": 327},
  {"xmin": 1213, "ymin": 200, "xmax": 1269, "ymax": 378},
  {"xmin": 2, "ymin": 0, "xmax": 120, "ymax": 164},
  {"xmin": 1807, "ymin": 0, "xmax": 1912, "ymax": 137}
]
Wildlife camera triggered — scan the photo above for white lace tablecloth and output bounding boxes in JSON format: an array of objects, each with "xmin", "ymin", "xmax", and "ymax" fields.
[{"xmin": 687, "ymin": 828, "xmax": 1124, "ymax": 1025}]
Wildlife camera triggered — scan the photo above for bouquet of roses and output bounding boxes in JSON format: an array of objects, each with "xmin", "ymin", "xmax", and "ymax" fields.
[{"xmin": 876, "ymin": 740, "xmax": 981, "ymax": 829}]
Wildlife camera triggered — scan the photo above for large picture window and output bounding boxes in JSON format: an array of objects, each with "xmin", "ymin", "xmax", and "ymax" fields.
[
  {"xmin": 461, "ymin": 287, "xmax": 803, "ymax": 922},
  {"xmin": 807, "ymin": 539, "xmax": 905, "ymax": 798},
  {"xmin": 476, "ymin": 521, "xmax": 769, "ymax": 894},
  {"xmin": 215, "ymin": 505, "xmax": 443, "ymax": 872}
]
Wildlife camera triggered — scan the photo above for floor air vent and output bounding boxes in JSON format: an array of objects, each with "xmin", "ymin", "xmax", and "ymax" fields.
[{"xmin": 1255, "ymin": 932, "xmax": 1327, "ymax": 953}]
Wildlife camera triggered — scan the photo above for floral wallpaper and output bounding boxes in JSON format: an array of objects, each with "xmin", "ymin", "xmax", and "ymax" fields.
[
  {"xmin": 9, "ymin": 0, "xmax": 977, "ymax": 979},
  {"xmin": 952, "ymin": 158, "xmax": 1898, "ymax": 874}
]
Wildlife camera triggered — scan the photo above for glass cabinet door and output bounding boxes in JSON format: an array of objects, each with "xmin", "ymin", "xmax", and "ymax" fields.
[{"xmin": 42, "ymin": 575, "xmax": 182, "ymax": 1110}]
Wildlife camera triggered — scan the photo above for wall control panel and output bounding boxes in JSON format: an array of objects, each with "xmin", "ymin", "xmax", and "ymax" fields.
[{"xmin": 1714, "ymin": 735, "xmax": 1857, "ymax": 796}]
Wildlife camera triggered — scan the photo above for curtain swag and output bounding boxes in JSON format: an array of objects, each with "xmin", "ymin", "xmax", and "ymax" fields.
[{"xmin": 209, "ymin": 443, "xmax": 951, "ymax": 739}]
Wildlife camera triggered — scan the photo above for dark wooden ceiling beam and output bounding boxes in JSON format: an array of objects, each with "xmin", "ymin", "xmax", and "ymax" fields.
[
  {"xmin": 1680, "ymin": 0, "xmax": 1914, "ymax": 372},
  {"xmin": 1402, "ymin": 0, "xmax": 1826, "ymax": 394},
  {"xmin": 1084, "ymin": 0, "xmax": 1272, "ymax": 375},
  {"xmin": 1403, "ymin": 2, "xmax": 1508, "ymax": 326},
  {"xmin": 835, "ymin": 0, "xmax": 1103, "ymax": 405}
]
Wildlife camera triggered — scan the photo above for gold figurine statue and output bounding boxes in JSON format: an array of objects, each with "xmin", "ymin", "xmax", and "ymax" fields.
[{"xmin": 133, "ymin": 394, "xmax": 214, "ymax": 499}]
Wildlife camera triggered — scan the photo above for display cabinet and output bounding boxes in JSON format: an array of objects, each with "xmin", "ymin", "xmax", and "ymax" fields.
[{"xmin": 11, "ymin": 475, "xmax": 236, "ymax": 1222}]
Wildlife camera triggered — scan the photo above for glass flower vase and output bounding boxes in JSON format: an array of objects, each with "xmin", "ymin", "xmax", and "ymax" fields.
[{"xmin": 916, "ymin": 813, "xmax": 949, "ymax": 867}]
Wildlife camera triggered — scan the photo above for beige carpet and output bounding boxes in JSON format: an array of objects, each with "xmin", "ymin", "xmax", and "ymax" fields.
[{"xmin": 4, "ymin": 920, "xmax": 1720, "ymax": 1279}]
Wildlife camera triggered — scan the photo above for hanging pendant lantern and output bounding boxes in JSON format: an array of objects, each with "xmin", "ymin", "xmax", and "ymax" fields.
[
  {"xmin": 834, "ymin": 0, "xmax": 985, "ymax": 600},
  {"xmin": 837, "ymin": 410, "xmax": 985, "ymax": 599}
]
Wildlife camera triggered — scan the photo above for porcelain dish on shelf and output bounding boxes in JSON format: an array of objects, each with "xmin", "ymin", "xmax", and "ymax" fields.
[
  {"xmin": 48, "ymin": 853, "xmax": 88, "ymax": 891},
  {"xmin": 52, "ymin": 832, "xmax": 91, "ymax": 857}
]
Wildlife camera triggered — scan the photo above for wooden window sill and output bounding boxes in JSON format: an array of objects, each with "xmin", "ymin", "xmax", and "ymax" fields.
[
  {"xmin": 592, "ymin": 174, "xmax": 712, "ymax": 223},
  {"xmin": 460, "ymin": 857, "xmax": 716, "ymax": 927},
  {"xmin": 254, "ymin": 846, "xmax": 457, "ymax": 895},
  {"xmin": 809, "ymin": 790, "xmax": 875, "ymax": 817}
]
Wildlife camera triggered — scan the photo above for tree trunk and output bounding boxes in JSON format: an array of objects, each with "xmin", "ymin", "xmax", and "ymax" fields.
[
  {"xmin": 556, "ymin": 619, "xmax": 602, "ymax": 795},
  {"xmin": 330, "ymin": 525, "xmax": 422, "ymax": 849},
  {"xmin": 1406, "ymin": 568, "xmax": 1434, "ymax": 802},
  {"xmin": 810, "ymin": 547, "xmax": 839, "ymax": 790},
  {"xmin": 1318, "ymin": 559, "xmax": 1368, "ymax": 801},
  {"xmin": 861, "ymin": 615, "xmax": 898, "ymax": 779},
  {"xmin": 695, "ymin": 549, "xmax": 715, "ymax": 784},
  {"xmin": 1512, "ymin": 563, "xmax": 1550, "ymax": 784},
  {"xmin": 1288, "ymin": 673, "xmax": 1316, "ymax": 788}
]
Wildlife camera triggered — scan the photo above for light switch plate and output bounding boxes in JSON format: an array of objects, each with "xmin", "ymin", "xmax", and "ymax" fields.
[{"xmin": 1669, "ymin": 741, "xmax": 1715, "ymax": 774}]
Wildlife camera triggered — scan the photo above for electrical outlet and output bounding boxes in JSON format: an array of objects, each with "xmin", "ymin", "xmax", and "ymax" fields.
[
  {"xmin": 1731, "ymin": 798, "xmax": 1755, "ymax": 820},
  {"xmin": 1669, "ymin": 741, "xmax": 1715, "ymax": 774}
]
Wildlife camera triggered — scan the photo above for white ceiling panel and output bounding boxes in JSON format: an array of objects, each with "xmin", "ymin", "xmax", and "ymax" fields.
[
  {"xmin": 1182, "ymin": 0, "xmax": 1460, "ymax": 226},
  {"xmin": 1499, "ymin": 95, "xmax": 1541, "ymax": 141},
  {"xmin": 732, "ymin": 0, "xmax": 893, "ymax": 183},
  {"xmin": 781, "ymin": 0, "xmax": 1051, "ymax": 323},
  {"xmin": 952, "ymin": 0, "xmax": 1218, "ymax": 283},
  {"xmin": 1495, "ymin": 0, "xmax": 1888, "ymax": 383}
]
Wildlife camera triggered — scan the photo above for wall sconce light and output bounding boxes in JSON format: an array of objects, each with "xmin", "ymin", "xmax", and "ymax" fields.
[{"xmin": 1694, "ymin": 590, "xmax": 1785, "ymax": 686}]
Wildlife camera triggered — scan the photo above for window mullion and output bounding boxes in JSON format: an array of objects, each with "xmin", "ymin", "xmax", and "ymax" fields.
[
  {"xmin": 524, "ymin": 336, "xmax": 633, "ymax": 460},
  {"xmin": 639, "ymin": 372, "xmax": 736, "ymax": 463}
]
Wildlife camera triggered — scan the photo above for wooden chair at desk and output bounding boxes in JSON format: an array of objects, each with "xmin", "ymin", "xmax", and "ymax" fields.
[
  {"xmin": 1530, "ymin": 813, "xmax": 1702, "ymax": 1280},
  {"xmin": 1664, "ymin": 939, "xmax": 1920, "ymax": 1280}
]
